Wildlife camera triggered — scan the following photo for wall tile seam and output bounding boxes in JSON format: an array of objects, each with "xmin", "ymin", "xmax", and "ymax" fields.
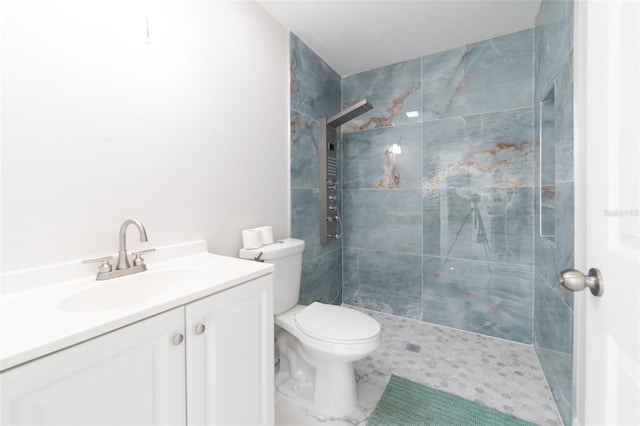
[
  {"xmin": 531, "ymin": 23, "xmax": 536, "ymax": 123},
  {"xmin": 340, "ymin": 106, "xmax": 536, "ymax": 135},
  {"xmin": 416, "ymin": 27, "xmax": 535, "ymax": 70},
  {"xmin": 355, "ymin": 245, "xmax": 361, "ymax": 295},
  {"xmin": 533, "ymin": 47, "xmax": 575, "ymax": 103},
  {"xmin": 343, "ymin": 187, "xmax": 424, "ymax": 192},
  {"xmin": 408, "ymin": 309, "xmax": 541, "ymax": 348},
  {"xmin": 422, "ymin": 253, "xmax": 535, "ymax": 268},
  {"xmin": 301, "ymin": 247, "xmax": 342, "ymax": 263},
  {"xmin": 422, "ymin": 105, "xmax": 536, "ymax": 122},
  {"xmin": 533, "ymin": 292, "xmax": 573, "ymax": 332},
  {"xmin": 530, "ymin": 157, "xmax": 537, "ymax": 345},
  {"xmin": 555, "ymin": 178, "xmax": 575, "ymax": 185},
  {"xmin": 549, "ymin": 284, "xmax": 575, "ymax": 313},
  {"xmin": 529, "ymin": 13, "xmax": 538, "ymax": 345},
  {"xmin": 344, "ymin": 247, "xmax": 424, "ymax": 258},
  {"xmin": 420, "ymin": 76, "xmax": 425, "ymax": 321},
  {"xmin": 290, "ymin": 185, "xmax": 321, "ymax": 190},
  {"xmin": 345, "ymin": 250, "xmax": 423, "ymax": 258},
  {"xmin": 343, "ymin": 186, "xmax": 424, "ymax": 191},
  {"xmin": 342, "ymin": 121, "xmax": 423, "ymax": 135},
  {"xmin": 531, "ymin": 291, "xmax": 537, "ymax": 331},
  {"xmin": 344, "ymin": 249, "xmax": 536, "ymax": 269},
  {"xmin": 534, "ymin": 343, "xmax": 573, "ymax": 357},
  {"xmin": 531, "ymin": 346, "xmax": 571, "ymax": 422},
  {"xmin": 422, "ymin": 318, "xmax": 534, "ymax": 346},
  {"xmin": 420, "ymin": 185, "xmax": 537, "ymax": 190},
  {"xmin": 534, "ymin": 179, "xmax": 575, "ymax": 186},
  {"xmin": 533, "ymin": 272, "xmax": 575, "ymax": 311},
  {"xmin": 347, "ymin": 187, "xmax": 538, "ymax": 193},
  {"xmin": 289, "ymin": 107, "xmax": 323, "ymax": 123},
  {"xmin": 421, "ymin": 104, "xmax": 537, "ymax": 123},
  {"xmin": 341, "ymin": 248, "xmax": 361, "ymax": 295},
  {"xmin": 535, "ymin": 238, "xmax": 557, "ymax": 251},
  {"xmin": 420, "ymin": 248, "xmax": 425, "ymax": 320}
]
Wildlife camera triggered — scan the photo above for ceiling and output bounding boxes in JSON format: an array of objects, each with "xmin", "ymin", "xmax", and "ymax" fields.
[{"xmin": 257, "ymin": 0, "xmax": 542, "ymax": 77}]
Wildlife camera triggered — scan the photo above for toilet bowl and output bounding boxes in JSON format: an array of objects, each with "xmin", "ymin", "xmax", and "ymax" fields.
[
  {"xmin": 275, "ymin": 303, "xmax": 381, "ymax": 416},
  {"xmin": 239, "ymin": 238, "xmax": 382, "ymax": 417}
]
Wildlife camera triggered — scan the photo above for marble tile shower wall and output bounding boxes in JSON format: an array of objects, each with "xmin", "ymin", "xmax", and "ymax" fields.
[
  {"xmin": 341, "ymin": 29, "xmax": 536, "ymax": 344},
  {"xmin": 290, "ymin": 34, "xmax": 343, "ymax": 305},
  {"xmin": 533, "ymin": 0, "xmax": 575, "ymax": 424}
]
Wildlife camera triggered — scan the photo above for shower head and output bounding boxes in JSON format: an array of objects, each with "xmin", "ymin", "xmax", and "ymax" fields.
[{"xmin": 327, "ymin": 99, "xmax": 373, "ymax": 128}]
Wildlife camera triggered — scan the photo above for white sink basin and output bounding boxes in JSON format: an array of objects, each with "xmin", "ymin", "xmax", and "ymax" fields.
[
  {"xmin": 1, "ymin": 241, "xmax": 275, "ymax": 372},
  {"xmin": 58, "ymin": 269, "xmax": 209, "ymax": 311}
]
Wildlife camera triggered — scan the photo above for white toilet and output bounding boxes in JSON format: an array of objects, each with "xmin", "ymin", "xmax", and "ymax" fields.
[{"xmin": 239, "ymin": 238, "xmax": 381, "ymax": 417}]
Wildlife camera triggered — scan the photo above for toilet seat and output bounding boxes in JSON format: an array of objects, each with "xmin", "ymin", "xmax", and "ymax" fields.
[{"xmin": 294, "ymin": 302, "xmax": 381, "ymax": 344}]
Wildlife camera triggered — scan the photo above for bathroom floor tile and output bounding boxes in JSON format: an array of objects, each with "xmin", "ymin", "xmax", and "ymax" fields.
[{"xmin": 275, "ymin": 307, "xmax": 564, "ymax": 426}]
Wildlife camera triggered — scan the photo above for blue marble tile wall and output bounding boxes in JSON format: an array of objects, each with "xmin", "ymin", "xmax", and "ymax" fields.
[
  {"xmin": 341, "ymin": 29, "xmax": 536, "ymax": 344},
  {"xmin": 290, "ymin": 33, "xmax": 343, "ymax": 305},
  {"xmin": 533, "ymin": 0, "xmax": 575, "ymax": 424}
]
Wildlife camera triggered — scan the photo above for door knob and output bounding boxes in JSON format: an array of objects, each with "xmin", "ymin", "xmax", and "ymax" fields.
[{"xmin": 559, "ymin": 268, "xmax": 604, "ymax": 297}]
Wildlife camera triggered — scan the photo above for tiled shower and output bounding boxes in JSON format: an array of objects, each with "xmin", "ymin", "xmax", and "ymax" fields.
[{"xmin": 290, "ymin": 0, "xmax": 574, "ymax": 424}]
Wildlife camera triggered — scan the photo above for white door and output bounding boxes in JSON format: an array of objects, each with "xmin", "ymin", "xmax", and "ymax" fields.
[
  {"xmin": 574, "ymin": 1, "xmax": 640, "ymax": 425},
  {"xmin": 0, "ymin": 307, "xmax": 187, "ymax": 425},
  {"xmin": 185, "ymin": 275, "xmax": 274, "ymax": 426}
]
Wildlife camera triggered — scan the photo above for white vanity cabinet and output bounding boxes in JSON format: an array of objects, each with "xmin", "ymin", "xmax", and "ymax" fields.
[
  {"xmin": 0, "ymin": 307, "xmax": 187, "ymax": 425},
  {"xmin": 0, "ymin": 274, "xmax": 274, "ymax": 426},
  {"xmin": 186, "ymin": 274, "xmax": 274, "ymax": 425}
]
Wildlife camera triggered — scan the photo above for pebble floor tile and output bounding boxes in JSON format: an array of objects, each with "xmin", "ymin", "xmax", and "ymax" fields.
[{"xmin": 275, "ymin": 307, "xmax": 564, "ymax": 426}]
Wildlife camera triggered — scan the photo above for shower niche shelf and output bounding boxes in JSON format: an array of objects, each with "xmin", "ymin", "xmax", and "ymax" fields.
[{"xmin": 539, "ymin": 85, "xmax": 556, "ymax": 244}]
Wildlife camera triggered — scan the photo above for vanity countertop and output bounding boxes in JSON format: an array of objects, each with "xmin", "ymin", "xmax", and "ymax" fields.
[{"xmin": 0, "ymin": 241, "xmax": 273, "ymax": 371}]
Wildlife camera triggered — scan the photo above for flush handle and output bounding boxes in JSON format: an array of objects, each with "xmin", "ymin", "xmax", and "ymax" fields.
[{"xmin": 559, "ymin": 268, "xmax": 604, "ymax": 297}]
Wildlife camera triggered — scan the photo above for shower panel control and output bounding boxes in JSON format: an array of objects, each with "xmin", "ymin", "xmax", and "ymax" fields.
[
  {"xmin": 318, "ymin": 99, "xmax": 373, "ymax": 244},
  {"xmin": 320, "ymin": 117, "xmax": 340, "ymax": 243}
]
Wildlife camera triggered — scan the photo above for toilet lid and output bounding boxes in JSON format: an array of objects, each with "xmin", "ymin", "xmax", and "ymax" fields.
[{"xmin": 295, "ymin": 302, "xmax": 381, "ymax": 343}]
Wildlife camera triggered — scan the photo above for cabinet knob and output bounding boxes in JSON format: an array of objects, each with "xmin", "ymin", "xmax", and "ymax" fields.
[
  {"xmin": 195, "ymin": 324, "xmax": 206, "ymax": 335},
  {"xmin": 172, "ymin": 334, "xmax": 184, "ymax": 345}
]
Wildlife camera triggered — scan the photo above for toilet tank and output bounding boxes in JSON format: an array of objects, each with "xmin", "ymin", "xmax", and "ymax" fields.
[{"xmin": 239, "ymin": 238, "xmax": 305, "ymax": 315}]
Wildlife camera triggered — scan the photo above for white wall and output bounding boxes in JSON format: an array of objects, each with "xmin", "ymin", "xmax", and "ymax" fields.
[{"xmin": 0, "ymin": 0, "xmax": 290, "ymax": 272}]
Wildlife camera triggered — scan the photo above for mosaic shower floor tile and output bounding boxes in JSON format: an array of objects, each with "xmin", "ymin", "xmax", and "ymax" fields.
[{"xmin": 275, "ymin": 307, "xmax": 564, "ymax": 426}]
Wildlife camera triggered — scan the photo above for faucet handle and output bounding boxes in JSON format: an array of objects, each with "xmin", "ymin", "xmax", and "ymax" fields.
[
  {"xmin": 83, "ymin": 256, "xmax": 113, "ymax": 273},
  {"xmin": 131, "ymin": 248, "xmax": 155, "ymax": 266}
]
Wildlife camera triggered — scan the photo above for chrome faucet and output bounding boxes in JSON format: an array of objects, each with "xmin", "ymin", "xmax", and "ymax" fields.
[
  {"xmin": 83, "ymin": 219, "xmax": 155, "ymax": 280},
  {"xmin": 117, "ymin": 219, "xmax": 148, "ymax": 270}
]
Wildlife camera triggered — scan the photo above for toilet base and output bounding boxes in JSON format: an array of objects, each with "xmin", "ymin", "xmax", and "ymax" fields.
[
  {"xmin": 275, "ymin": 330, "xmax": 358, "ymax": 417},
  {"xmin": 275, "ymin": 356, "xmax": 358, "ymax": 418}
]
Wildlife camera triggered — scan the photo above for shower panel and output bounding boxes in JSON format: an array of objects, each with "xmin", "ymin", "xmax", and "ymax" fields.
[{"xmin": 319, "ymin": 99, "xmax": 373, "ymax": 243}]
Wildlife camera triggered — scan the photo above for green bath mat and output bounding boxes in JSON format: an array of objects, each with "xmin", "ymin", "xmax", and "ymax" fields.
[{"xmin": 368, "ymin": 375, "xmax": 536, "ymax": 426}]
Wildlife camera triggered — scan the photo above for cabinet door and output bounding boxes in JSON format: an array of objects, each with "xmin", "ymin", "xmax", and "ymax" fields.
[
  {"xmin": 1, "ymin": 307, "xmax": 186, "ymax": 426},
  {"xmin": 186, "ymin": 275, "xmax": 274, "ymax": 426}
]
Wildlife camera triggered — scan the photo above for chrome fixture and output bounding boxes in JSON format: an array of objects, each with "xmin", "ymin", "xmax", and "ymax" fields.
[
  {"xmin": 117, "ymin": 219, "xmax": 148, "ymax": 269},
  {"xmin": 83, "ymin": 219, "xmax": 155, "ymax": 280},
  {"xmin": 319, "ymin": 99, "xmax": 373, "ymax": 243},
  {"xmin": 326, "ymin": 99, "xmax": 373, "ymax": 128}
]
